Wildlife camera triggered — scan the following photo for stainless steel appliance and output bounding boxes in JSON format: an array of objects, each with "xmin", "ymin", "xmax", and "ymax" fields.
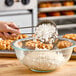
[
  {"xmin": 0, "ymin": 0, "xmax": 38, "ymax": 57},
  {"xmin": 0, "ymin": 0, "xmax": 38, "ymax": 35}
]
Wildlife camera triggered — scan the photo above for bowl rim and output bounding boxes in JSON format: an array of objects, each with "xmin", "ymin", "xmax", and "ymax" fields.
[{"xmin": 11, "ymin": 36, "xmax": 76, "ymax": 52}]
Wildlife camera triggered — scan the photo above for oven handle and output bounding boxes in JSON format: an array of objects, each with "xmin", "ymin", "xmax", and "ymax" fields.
[
  {"xmin": 57, "ymin": 24, "xmax": 76, "ymax": 29},
  {"xmin": 0, "ymin": 10, "xmax": 31, "ymax": 16}
]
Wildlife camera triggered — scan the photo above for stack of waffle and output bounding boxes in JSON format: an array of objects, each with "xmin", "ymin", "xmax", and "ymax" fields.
[{"xmin": 0, "ymin": 34, "xmax": 28, "ymax": 50}]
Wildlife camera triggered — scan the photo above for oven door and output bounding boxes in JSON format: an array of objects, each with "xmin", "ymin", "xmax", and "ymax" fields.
[
  {"xmin": 0, "ymin": 10, "xmax": 33, "ymax": 35},
  {"xmin": 57, "ymin": 24, "xmax": 76, "ymax": 35},
  {"xmin": 54, "ymin": 19, "xmax": 76, "ymax": 35},
  {"xmin": 58, "ymin": 27, "xmax": 76, "ymax": 35}
]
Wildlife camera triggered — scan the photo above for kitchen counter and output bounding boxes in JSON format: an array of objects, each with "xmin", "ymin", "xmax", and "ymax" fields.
[{"xmin": 0, "ymin": 58, "xmax": 76, "ymax": 76}]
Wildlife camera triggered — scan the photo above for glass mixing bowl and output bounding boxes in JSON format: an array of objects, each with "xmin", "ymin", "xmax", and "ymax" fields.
[{"xmin": 11, "ymin": 37, "xmax": 75, "ymax": 72}]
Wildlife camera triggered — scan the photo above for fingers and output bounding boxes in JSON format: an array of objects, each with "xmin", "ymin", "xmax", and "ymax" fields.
[
  {"xmin": 8, "ymin": 22, "xmax": 20, "ymax": 32},
  {"xmin": 0, "ymin": 32, "xmax": 18, "ymax": 39},
  {"xmin": 6, "ymin": 25, "xmax": 20, "ymax": 34},
  {"xmin": 8, "ymin": 22, "xmax": 19, "ymax": 29},
  {"xmin": 0, "ymin": 32, "xmax": 6, "ymax": 39},
  {"xmin": 11, "ymin": 33, "xmax": 17, "ymax": 36},
  {"xmin": 3, "ymin": 32, "xmax": 12, "ymax": 39},
  {"xmin": 3, "ymin": 32, "xmax": 8, "ymax": 39},
  {"xmin": 0, "ymin": 21, "xmax": 20, "ymax": 35},
  {"xmin": 8, "ymin": 22, "xmax": 20, "ymax": 34},
  {"xmin": 0, "ymin": 32, "xmax": 11, "ymax": 39}
]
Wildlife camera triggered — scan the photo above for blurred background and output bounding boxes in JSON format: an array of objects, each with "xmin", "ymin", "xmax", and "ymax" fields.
[{"xmin": 38, "ymin": 0, "xmax": 76, "ymax": 35}]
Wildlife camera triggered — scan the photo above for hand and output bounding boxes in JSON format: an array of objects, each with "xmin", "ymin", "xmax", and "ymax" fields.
[
  {"xmin": 0, "ymin": 21, "xmax": 20, "ymax": 33},
  {"xmin": 0, "ymin": 21, "xmax": 20, "ymax": 39}
]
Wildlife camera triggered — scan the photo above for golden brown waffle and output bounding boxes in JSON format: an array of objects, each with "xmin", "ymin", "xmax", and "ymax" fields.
[
  {"xmin": 10, "ymin": 34, "xmax": 28, "ymax": 40},
  {"xmin": 63, "ymin": 34, "xmax": 76, "ymax": 41},
  {"xmin": 73, "ymin": 47, "xmax": 76, "ymax": 52},
  {"xmin": 0, "ymin": 34, "xmax": 28, "ymax": 50},
  {"xmin": 63, "ymin": 34, "xmax": 76, "ymax": 52},
  {"xmin": 57, "ymin": 40, "xmax": 73, "ymax": 49},
  {"xmin": 25, "ymin": 40, "xmax": 53, "ymax": 50},
  {"xmin": 0, "ymin": 40, "xmax": 13, "ymax": 50}
]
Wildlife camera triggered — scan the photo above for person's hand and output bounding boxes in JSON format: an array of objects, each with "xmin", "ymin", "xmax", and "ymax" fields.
[{"xmin": 0, "ymin": 21, "xmax": 20, "ymax": 39}]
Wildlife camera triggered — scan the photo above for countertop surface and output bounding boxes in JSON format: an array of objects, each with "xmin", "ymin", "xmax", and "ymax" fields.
[{"xmin": 0, "ymin": 58, "xmax": 76, "ymax": 76}]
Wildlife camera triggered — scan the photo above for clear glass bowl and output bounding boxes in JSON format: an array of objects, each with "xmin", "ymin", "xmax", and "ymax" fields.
[{"xmin": 11, "ymin": 37, "xmax": 75, "ymax": 72}]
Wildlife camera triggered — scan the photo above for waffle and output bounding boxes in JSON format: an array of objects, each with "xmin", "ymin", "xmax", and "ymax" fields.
[
  {"xmin": 25, "ymin": 40, "xmax": 53, "ymax": 50},
  {"xmin": 63, "ymin": 34, "xmax": 76, "ymax": 41},
  {"xmin": 10, "ymin": 34, "xmax": 28, "ymax": 40},
  {"xmin": 73, "ymin": 47, "xmax": 76, "ymax": 52},
  {"xmin": 0, "ymin": 40, "xmax": 13, "ymax": 50},
  {"xmin": 63, "ymin": 34, "xmax": 76, "ymax": 52},
  {"xmin": 0, "ymin": 34, "xmax": 28, "ymax": 50},
  {"xmin": 57, "ymin": 40, "xmax": 73, "ymax": 49}
]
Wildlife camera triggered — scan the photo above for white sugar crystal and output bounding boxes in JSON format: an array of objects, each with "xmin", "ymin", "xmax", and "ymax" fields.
[
  {"xmin": 22, "ymin": 51, "xmax": 65, "ymax": 71},
  {"xmin": 35, "ymin": 23, "xmax": 58, "ymax": 43}
]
